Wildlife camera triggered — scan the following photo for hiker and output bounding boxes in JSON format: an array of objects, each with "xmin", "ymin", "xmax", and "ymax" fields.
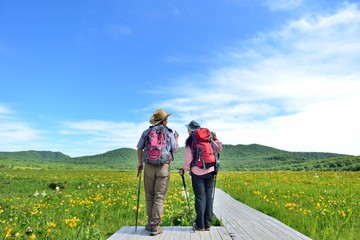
[
  {"xmin": 137, "ymin": 108, "xmax": 179, "ymax": 236},
  {"xmin": 179, "ymin": 120, "xmax": 222, "ymax": 231}
]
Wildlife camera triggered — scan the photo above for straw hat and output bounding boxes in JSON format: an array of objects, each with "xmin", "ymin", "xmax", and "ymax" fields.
[{"xmin": 150, "ymin": 109, "xmax": 172, "ymax": 125}]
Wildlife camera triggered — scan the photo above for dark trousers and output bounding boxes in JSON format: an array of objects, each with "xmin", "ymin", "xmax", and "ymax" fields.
[{"xmin": 191, "ymin": 172, "xmax": 214, "ymax": 229}]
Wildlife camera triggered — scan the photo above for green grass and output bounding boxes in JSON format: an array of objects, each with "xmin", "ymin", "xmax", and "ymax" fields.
[
  {"xmin": 0, "ymin": 169, "xmax": 359, "ymax": 239},
  {"xmin": 217, "ymin": 171, "xmax": 360, "ymax": 240},
  {"xmin": 0, "ymin": 169, "xmax": 195, "ymax": 239}
]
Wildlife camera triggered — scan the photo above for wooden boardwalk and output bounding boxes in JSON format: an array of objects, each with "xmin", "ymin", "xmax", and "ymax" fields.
[
  {"xmin": 213, "ymin": 188, "xmax": 311, "ymax": 240},
  {"xmin": 108, "ymin": 188, "xmax": 311, "ymax": 240},
  {"xmin": 108, "ymin": 226, "xmax": 232, "ymax": 240}
]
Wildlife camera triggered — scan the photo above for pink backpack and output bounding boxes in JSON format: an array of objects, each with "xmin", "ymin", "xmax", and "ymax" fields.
[{"xmin": 143, "ymin": 125, "xmax": 172, "ymax": 165}]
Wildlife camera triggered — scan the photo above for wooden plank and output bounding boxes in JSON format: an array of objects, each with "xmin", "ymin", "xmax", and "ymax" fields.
[
  {"xmin": 236, "ymin": 219, "xmax": 280, "ymax": 240},
  {"xmin": 157, "ymin": 226, "xmax": 172, "ymax": 240},
  {"xmin": 107, "ymin": 226, "xmax": 231, "ymax": 240},
  {"xmin": 210, "ymin": 227, "xmax": 233, "ymax": 240},
  {"xmin": 178, "ymin": 226, "xmax": 187, "ymax": 239},
  {"xmin": 166, "ymin": 226, "xmax": 176, "ymax": 240},
  {"xmin": 213, "ymin": 188, "xmax": 311, "ymax": 240},
  {"xmin": 214, "ymin": 189, "xmax": 267, "ymax": 221},
  {"xmin": 108, "ymin": 226, "xmax": 145, "ymax": 240},
  {"xmin": 219, "ymin": 220, "xmax": 250, "ymax": 240},
  {"xmin": 191, "ymin": 229, "xmax": 202, "ymax": 240},
  {"xmin": 264, "ymin": 218, "xmax": 310, "ymax": 240}
]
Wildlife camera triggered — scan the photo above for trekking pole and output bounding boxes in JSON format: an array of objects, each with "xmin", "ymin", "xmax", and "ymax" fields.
[
  {"xmin": 135, "ymin": 168, "xmax": 142, "ymax": 232},
  {"xmin": 180, "ymin": 170, "xmax": 194, "ymax": 231},
  {"xmin": 212, "ymin": 153, "xmax": 220, "ymax": 201},
  {"xmin": 212, "ymin": 154, "xmax": 220, "ymax": 223},
  {"xmin": 212, "ymin": 174, "xmax": 217, "ymax": 201},
  {"xmin": 181, "ymin": 173, "xmax": 192, "ymax": 219}
]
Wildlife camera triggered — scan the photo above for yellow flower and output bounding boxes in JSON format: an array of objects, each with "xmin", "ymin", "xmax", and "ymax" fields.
[
  {"xmin": 65, "ymin": 217, "xmax": 80, "ymax": 228},
  {"xmin": 5, "ymin": 226, "xmax": 12, "ymax": 238},
  {"xmin": 47, "ymin": 222, "xmax": 57, "ymax": 227},
  {"xmin": 338, "ymin": 210, "xmax": 346, "ymax": 217},
  {"xmin": 284, "ymin": 202, "xmax": 296, "ymax": 211},
  {"xmin": 132, "ymin": 204, "xmax": 143, "ymax": 212}
]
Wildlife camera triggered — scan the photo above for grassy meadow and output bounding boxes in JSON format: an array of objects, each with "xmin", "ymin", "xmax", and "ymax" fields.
[
  {"xmin": 0, "ymin": 169, "xmax": 194, "ymax": 240},
  {"xmin": 216, "ymin": 171, "xmax": 359, "ymax": 240},
  {"xmin": 0, "ymin": 169, "xmax": 359, "ymax": 239}
]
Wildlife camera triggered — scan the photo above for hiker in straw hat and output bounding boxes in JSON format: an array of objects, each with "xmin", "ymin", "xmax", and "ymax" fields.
[{"xmin": 137, "ymin": 108, "xmax": 179, "ymax": 236}]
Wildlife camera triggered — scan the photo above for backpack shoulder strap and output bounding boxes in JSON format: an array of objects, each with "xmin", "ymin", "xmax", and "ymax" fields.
[
  {"xmin": 144, "ymin": 126, "xmax": 153, "ymax": 143},
  {"xmin": 190, "ymin": 131, "xmax": 199, "ymax": 168},
  {"xmin": 164, "ymin": 126, "xmax": 174, "ymax": 160},
  {"xmin": 166, "ymin": 126, "xmax": 173, "ymax": 133}
]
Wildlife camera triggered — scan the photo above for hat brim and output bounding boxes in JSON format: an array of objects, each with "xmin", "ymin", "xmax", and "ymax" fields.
[
  {"xmin": 150, "ymin": 113, "xmax": 171, "ymax": 125},
  {"xmin": 185, "ymin": 124, "xmax": 198, "ymax": 131}
]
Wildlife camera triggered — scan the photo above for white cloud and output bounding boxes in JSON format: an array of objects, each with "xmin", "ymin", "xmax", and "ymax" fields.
[
  {"xmin": 279, "ymin": 3, "xmax": 360, "ymax": 57},
  {"xmin": 162, "ymin": 3, "xmax": 360, "ymax": 155},
  {"xmin": 0, "ymin": 104, "xmax": 13, "ymax": 116},
  {"xmin": 0, "ymin": 105, "xmax": 40, "ymax": 151},
  {"xmin": 59, "ymin": 120, "xmax": 149, "ymax": 156},
  {"xmin": 0, "ymin": 122, "xmax": 38, "ymax": 142}
]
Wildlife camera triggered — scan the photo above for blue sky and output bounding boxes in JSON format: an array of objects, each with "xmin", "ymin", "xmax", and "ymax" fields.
[{"xmin": 1, "ymin": 0, "xmax": 360, "ymax": 157}]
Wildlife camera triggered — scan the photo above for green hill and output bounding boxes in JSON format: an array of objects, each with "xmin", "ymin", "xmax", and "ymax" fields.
[
  {"xmin": 218, "ymin": 144, "xmax": 358, "ymax": 171},
  {"xmin": 0, "ymin": 150, "xmax": 70, "ymax": 161},
  {"xmin": 0, "ymin": 150, "xmax": 71, "ymax": 169},
  {"xmin": 0, "ymin": 150, "xmax": 70, "ymax": 160},
  {"xmin": 0, "ymin": 144, "xmax": 358, "ymax": 171},
  {"xmin": 68, "ymin": 148, "xmax": 136, "ymax": 169}
]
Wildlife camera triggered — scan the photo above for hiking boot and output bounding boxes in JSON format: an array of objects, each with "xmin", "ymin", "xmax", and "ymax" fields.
[
  {"xmin": 145, "ymin": 223, "xmax": 151, "ymax": 231},
  {"xmin": 150, "ymin": 226, "xmax": 163, "ymax": 236},
  {"xmin": 194, "ymin": 225, "xmax": 205, "ymax": 231},
  {"xmin": 205, "ymin": 227, "xmax": 211, "ymax": 231}
]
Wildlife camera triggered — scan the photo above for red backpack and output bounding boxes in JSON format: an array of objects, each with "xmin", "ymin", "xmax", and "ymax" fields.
[{"xmin": 191, "ymin": 128, "xmax": 218, "ymax": 169}]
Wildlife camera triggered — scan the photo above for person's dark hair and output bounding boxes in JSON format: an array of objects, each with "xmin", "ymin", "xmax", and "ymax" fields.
[{"xmin": 185, "ymin": 135, "xmax": 193, "ymax": 147}]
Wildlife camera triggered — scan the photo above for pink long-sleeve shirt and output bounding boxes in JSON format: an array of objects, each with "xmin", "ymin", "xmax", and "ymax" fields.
[{"xmin": 183, "ymin": 139, "xmax": 222, "ymax": 176}]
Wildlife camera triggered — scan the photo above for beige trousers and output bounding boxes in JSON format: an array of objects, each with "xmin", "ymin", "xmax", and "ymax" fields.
[{"xmin": 144, "ymin": 163, "xmax": 170, "ymax": 227}]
